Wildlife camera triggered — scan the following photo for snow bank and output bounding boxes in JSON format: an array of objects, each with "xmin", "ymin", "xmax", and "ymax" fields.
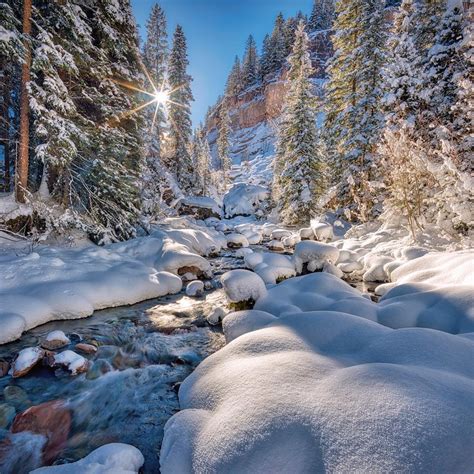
[
  {"xmin": 173, "ymin": 196, "xmax": 222, "ymax": 218},
  {"xmin": 222, "ymin": 310, "xmax": 277, "ymax": 342},
  {"xmin": 221, "ymin": 270, "xmax": 267, "ymax": 304},
  {"xmin": 223, "ymin": 183, "xmax": 269, "ymax": 218},
  {"xmin": 31, "ymin": 443, "xmax": 144, "ymax": 473},
  {"xmin": 161, "ymin": 307, "xmax": 474, "ymax": 473},
  {"xmin": 0, "ymin": 221, "xmax": 224, "ymax": 344}
]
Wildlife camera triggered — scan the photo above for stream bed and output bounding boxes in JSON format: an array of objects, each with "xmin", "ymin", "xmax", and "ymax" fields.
[{"xmin": 0, "ymin": 251, "xmax": 244, "ymax": 473}]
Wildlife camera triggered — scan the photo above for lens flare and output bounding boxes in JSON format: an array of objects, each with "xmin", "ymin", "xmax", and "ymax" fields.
[{"xmin": 154, "ymin": 90, "xmax": 169, "ymax": 105}]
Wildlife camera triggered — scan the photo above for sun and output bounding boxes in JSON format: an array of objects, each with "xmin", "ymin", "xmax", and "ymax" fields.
[{"xmin": 154, "ymin": 89, "xmax": 170, "ymax": 105}]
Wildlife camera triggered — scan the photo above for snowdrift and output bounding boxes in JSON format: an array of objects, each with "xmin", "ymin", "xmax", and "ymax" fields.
[
  {"xmin": 222, "ymin": 183, "xmax": 269, "ymax": 218},
  {"xmin": 161, "ymin": 251, "xmax": 474, "ymax": 473}
]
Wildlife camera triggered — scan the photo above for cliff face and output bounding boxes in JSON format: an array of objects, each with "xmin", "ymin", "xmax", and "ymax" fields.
[{"xmin": 206, "ymin": 29, "xmax": 333, "ymax": 170}]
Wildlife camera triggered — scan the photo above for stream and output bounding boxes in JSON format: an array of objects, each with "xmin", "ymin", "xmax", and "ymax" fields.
[{"xmin": 0, "ymin": 250, "xmax": 244, "ymax": 473}]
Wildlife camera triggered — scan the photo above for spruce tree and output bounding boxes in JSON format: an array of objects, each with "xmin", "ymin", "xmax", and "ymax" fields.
[
  {"xmin": 242, "ymin": 35, "xmax": 259, "ymax": 88},
  {"xmin": 324, "ymin": 0, "xmax": 387, "ymax": 221},
  {"xmin": 226, "ymin": 56, "xmax": 243, "ymax": 96},
  {"xmin": 192, "ymin": 128, "xmax": 212, "ymax": 196},
  {"xmin": 260, "ymin": 34, "xmax": 273, "ymax": 80},
  {"xmin": 218, "ymin": 101, "xmax": 232, "ymax": 180},
  {"xmin": 382, "ymin": 0, "xmax": 423, "ymax": 130},
  {"xmin": 309, "ymin": 0, "xmax": 335, "ymax": 32},
  {"xmin": 142, "ymin": 3, "xmax": 168, "ymax": 219},
  {"xmin": 167, "ymin": 25, "xmax": 195, "ymax": 192},
  {"xmin": 273, "ymin": 21, "xmax": 324, "ymax": 224}
]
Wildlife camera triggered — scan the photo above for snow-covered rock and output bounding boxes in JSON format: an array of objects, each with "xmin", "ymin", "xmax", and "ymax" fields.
[
  {"xmin": 299, "ymin": 227, "xmax": 314, "ymax": 240},
  {"xmin": 223, "ymin": 183, "xmax": 269, "ymax": 218},
  {"xmin": 221, "ymin": 270, "xmax": 267, "ymax": 304},
  {"xmin": 310, "ymin": 221, "xmax": 334, "ymax": 241},
  {"xmin": 235, "ymin": 248, "xmax": 253, "ymax": 259},
  {"xmin": 246, "ymin": 252, "xmax": 296, "ymax": 285},
  {"xmin": 270, "ymin": 229, "xmax": 292, "ymax": 241},
  {"xmin": 207, "ymin": 307, "xmax": 226, "ymax": 326},
  {"xmin": 363, "ymin": 255, "xmax": 394, "ymax": 282},
  {"xmin": 267, "ymin": 240, "xmax": 285, "ymax": 251},
  {"xmin": 11, "ymin": 347, "xmax": 45, "ymax": 378},
  {"xmin": 186, "ymin": 281, "xmax": 204, "ymax": 297},
  {"xmin": 173, "ymin": 196, "xmax": 222, "ymax": 220},
  {"xmin": 41, "ymin": 331, "xmax": 70, "ymax": 351},
  {"xmin": 226, "ymin": 233, "xmax": 249, "ymax": 249},
  {"xmin": 293, "ymin": 241, "xmax": 340, "ymax": 273},
  {"xmin": 31, "ymin": 443, "xmax": 144, "ymax": 473},
  {"xmin": 281, "ymin": 233, "xmax": 300, "ymax": 248},
  {"xmin": 322, "ymin": 262, "xmax": 344, "ymax": 279},
  {"xmin": 53, "ymin": 350, "xmax": 89, "ymax": 375}
]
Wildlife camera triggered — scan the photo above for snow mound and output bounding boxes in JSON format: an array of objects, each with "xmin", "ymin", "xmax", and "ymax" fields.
[
  {"xmin": 31, "ymin": 443, "xmax": 144, "ymax": 473},
  {"xmin": 223, "ymin": 183, "xmax": 269, "ymax": 218},
  {"xmin": 293, "ymin": 241, "xmax": 340, "ymax": 273},
  {"xmin": 221, "ymin": 270, "xmax": 267, "ymax": 304},
  {"xmin": 161, "ymin": 309, "xmax": 474, "ymax": 473},
  {"xmin": 310, "ymin": 221, "xmax": 334, "ymax": 241},
  {"xmin": 186, "ymin": 280, "xmax": 204, "ymax": 297},
  {"xmin": 173, "ymin": 196, "xmax": 222, "ymax": 219},
  {"xmin": 226, "ymin": 233, "xmax": 249, "ymax": 249},
  {"xmin": 245, "ymin": 252, "xmax": 296, "ymax": 285},
  {"xmin": 222, "ymin": 310, "xmax": 277, "ymax": 342}
]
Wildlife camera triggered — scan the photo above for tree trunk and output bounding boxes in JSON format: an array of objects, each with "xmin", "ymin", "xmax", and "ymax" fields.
[
  {"xmin": 16, "ymin": 0, "xmax": 32, "ymax": 203},
  {"xmin": 1, "ymin": 63, "xmax": 11, "ymax": 192}
]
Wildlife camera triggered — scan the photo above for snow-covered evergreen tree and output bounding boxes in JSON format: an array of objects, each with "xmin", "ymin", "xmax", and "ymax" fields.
[
  {"xmin": 259, "ymin": 34, "xmax": 273, "ymax": 80},
  {"xmin": 141, "ymin": 3, "xmax": 168, "ymax": 219},
  {"xmin": 167, "ymin": 25, "xmax": 194, "ymax": 192},
  {"xmin": 309, "ymin": 0, "xmax": 335, "ymax": 32},
  {"xmin": 226, "ymin": 56, "xmax": 243, "ymax": 96},
  {"xmin": 324, "ymin": 0, "xmax": 387, "ymax": 221},
  {"xmin": 269, "ymin": 13, "xmax": 287, "ymax": 73},
  {"xmin": 382, "ymin": 0, "xmax": 423, "ymax": 130},
  {"xmin": 273, "ymin": 21, "xmax": 324, "ymax": 224},
  {"xmin": 218, "ymin": 101, "xmax": 232, "ymax": 180},
  {"xmin": 242, "ymin": 35, "xmax": 259, "ymax": 88}
]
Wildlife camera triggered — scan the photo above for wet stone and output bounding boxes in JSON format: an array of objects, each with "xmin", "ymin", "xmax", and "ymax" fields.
[
  {"xmin": 0, "ymin": 360, "xmax": 9, "ymax": 378},
  {"xmin": 3, "ymin": 386, "xmax": 30, "ymax": 410},
  {"xmin": 0, "ymin": 403, "xmax": 16, "ymax": 429},
  {"xmin": 75, "ymin": 343, "xmax": 98, "ymax": 355},
  {"xmin": 86, "ymin": 359, "xmax": 114, "ymax": 380}
]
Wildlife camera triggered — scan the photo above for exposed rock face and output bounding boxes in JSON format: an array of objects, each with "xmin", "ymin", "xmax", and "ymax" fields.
[{"xmin": 206, "ymin": 30, "xmax": 332, "ymax": 164}]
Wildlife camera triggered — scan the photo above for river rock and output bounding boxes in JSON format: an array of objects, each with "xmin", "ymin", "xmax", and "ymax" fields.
[
  {"xmin": 11, "ymin": 399, "xmax": 71, "ymax": 464},
  {"xmin": 11, "ymin": 347, "xmax": 45, "ymax": 378},
  {"xmin": 75, "ymin": 343, "xmax": 98, "ymax": 355},
  {"xmin": 41, "ymin": 330, "xmax": 71, "ymax": 350},
  {"xmin": 0, "ymin": 359, "xmax": 9, "ymax": 378},
  {"xmin": 207, "ymin": 307, "xmax": 226, "ymax": 326},
  {"xmin": 186, "ymin": 280, "xmax": 204, "ymax": 297},
  {"xmin": 3, "ymin": 386, "xmax": 30, "ymax": 409},
  {"xmin": 267, "ymin": 240, "xmax": 285, "ymax": 251},
  {"xmin": 53, "ymin": 350, "xmax": 89, "ymax": 375},
  {"xmin": 0, "ymin": 403, "xmax": 16, "ymax": 429}
]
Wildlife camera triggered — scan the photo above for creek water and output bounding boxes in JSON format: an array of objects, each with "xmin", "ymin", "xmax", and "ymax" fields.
[{"xmin": 0, "ymin": 251, "xmax": 244, "ymax": 473}]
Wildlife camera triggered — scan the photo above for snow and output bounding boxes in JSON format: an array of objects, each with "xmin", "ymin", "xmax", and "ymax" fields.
[
  {"xmin": 53, "ymin": 350, "xmax": 88, "ymax": 375},
  {"xmin": 293, "ymin": 240, "xmax": 340, "ymax": 273},
  {"xmin": 220, "ymin": 269, "xmax": 267, "ymax": 303},
  {"xmin": 11, "ymin": 347, "xmax": 44, "ymax": 377},
  {"xmin": 161, "ymin": 249, "xmax": 474, "ymax": 473},
  {"xmin": 173, "ymin": 196, "xmax": 222, "ymax": 217},
  {"xmin": 245, "ymin": 252, "xmax": 296, "ymax": 285},
  {"xmin": 225, "ymin": 233, "xmax": 249, "ymax": 248},
  {"xmin": 186, "ymin": 280, "xmax": 204, "ymax": 297},
  {"xmin": 31, "ymin": 443, "xmax": 144, "ymax": 473},
  {"xmin": 0, "ymin": 220, "xmax": 225, "ymax": 345},
  {"xmin": 310, "ymin": 221, "xmax": 334, "ymax": 241},
  {"xmin": 222, "ymin": 310, "xmax": 277, "ymax": 343},
  {"xmin": 45, "ymin": 330, "xmax": 70, "ymax": 344},
  {"xmin": 222, "ymin": 183, "xmax": 269, "ymax": 218}
]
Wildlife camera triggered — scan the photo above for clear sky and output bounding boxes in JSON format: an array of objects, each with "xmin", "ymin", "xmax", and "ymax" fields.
[{"xmin": 131, "ymin": 0, "xmax": 313, "ymax": 126}]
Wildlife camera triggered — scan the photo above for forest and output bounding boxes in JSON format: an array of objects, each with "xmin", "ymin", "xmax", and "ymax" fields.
[{"xmin": 0, "ymin": 0, "xmax": 472, "ymax": 473}]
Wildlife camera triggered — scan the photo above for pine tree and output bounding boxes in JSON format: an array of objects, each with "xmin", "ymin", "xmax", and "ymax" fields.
[
  {"xmin": 382, "ymin": 0, "xmax": 423, "ymax": 130},
  {"xmin": 273, "ymin": 21, "xmax": 324, "ymax": 224},
  {"xmin": 226, "ymin": 56, "xmax": 243, "ymax": 96},
  {"xmin": 324, "ymin": 0, "xmax": 387, "ymax": 221},
  {"xmin": 242, "ymin": 35, "xmax": 259, "ymax": 88},
  {"xmin": 167, "ymin": 25, "xmax": 195, "ymax": 192},
  {"xmin": 142, "ymin": 3, "xmax": 168, "ymax": 219},
  {"xmin": 218, "ymin": 101, "xmax": 232, "ymax": 180},
  {"xmin": 270, "ymin": 13, "xmax": 287, "ymax": 72},
  {"xmin": 309, "ymin": 0, "xmax": 335, "ymax": 32},
  {"xmin": 259, "ymin": 34, "xmax": 273, "ymax": 80}
]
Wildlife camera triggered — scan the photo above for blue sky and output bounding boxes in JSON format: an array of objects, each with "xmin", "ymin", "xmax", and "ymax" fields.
[{"xmin": 131, "ymin": 0, "xmax": 313, "ymax": 126}]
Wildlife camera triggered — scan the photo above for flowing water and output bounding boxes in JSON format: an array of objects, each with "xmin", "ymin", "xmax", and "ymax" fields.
[{"xmin": 0, "ymin": 251, "xmax": 244, "ymax": 473}]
